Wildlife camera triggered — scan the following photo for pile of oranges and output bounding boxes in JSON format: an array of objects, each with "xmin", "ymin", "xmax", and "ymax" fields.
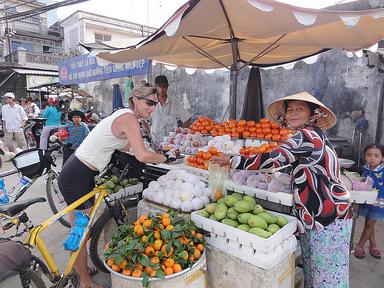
[
  {"xmin": 186, "ymin": 147, "xmax": 222, "ymax": 170},
  {"xmin": 105, "ymin": 212, "xmax": 205, "ymax": 285},
  {"xmin": 209, "ymin": 118, "xmax": 292, "ymax": 140},
  {"xmin": 190, "ymin": 116, "xmax": 217, "ymax": 134},
  {"xmin": 239, "ymin": 142, "xmax": 279, "ymax": 155}
]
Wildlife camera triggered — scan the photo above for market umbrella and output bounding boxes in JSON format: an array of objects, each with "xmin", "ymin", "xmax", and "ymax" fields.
[
  {"xmin": 83, "ymin": 0, "xmax": 384, "ymax": 118},
  {"xmin": 112, "ymin": 84, "xmax": 123, "ymax": 111},
  {"xmin": 240, "ymin": 67, "xmax": 264, "ymax": 121}
]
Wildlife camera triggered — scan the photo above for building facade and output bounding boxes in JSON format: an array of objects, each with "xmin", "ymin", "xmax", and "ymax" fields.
[{"xmin": 60, "ymin": 10, "xmax": 157, "ymax": 54}]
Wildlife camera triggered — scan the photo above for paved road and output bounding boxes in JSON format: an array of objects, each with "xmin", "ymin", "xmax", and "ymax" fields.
[{"xmin": 1, "ymin": 154, "xmax": 383, "ymax": 287}]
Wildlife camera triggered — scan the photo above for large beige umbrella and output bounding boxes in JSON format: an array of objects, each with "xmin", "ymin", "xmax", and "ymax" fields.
[{"xmin": 84, "ymin": 0, "xmax": 384, "ymax": 117}]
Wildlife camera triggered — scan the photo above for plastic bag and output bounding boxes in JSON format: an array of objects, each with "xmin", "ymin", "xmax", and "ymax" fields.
[{"xmin": 208, "ymin": 162, "xmax": 229, "ymax": 201}]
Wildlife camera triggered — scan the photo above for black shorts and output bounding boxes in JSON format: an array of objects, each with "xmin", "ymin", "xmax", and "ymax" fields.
[{"xmin": 58, "ymin": 154, "xmax": 98, "ymax": 210}]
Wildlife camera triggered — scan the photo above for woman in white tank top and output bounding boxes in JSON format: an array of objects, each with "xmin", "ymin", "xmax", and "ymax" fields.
[{"xmin": 58, "ymin": 82, "xmax": 173, "ymax": 288}]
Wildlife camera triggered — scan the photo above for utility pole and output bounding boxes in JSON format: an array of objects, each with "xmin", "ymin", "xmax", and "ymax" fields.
[{"xmin": 5, "ymin": 19, "xmax": 12, "ymax": 62}]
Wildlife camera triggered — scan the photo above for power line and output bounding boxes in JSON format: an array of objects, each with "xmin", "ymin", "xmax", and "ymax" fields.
[{"xmin": 0, "ymin": 0, "xmax": 40, "ymax": 12}]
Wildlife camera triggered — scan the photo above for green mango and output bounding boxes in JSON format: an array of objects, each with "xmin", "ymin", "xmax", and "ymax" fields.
[
  {"xmin": 258, "ymin": 212, "xmax": 277, "ymax": 224},
  {"xmin": 110, "ymin": 175, "xmax": 119, "ymax": 184},
  {"xmin": 124, "ymin": 183, "xmax": 132, "ymax": 188},
  {"xmin": 230, "ymin": 193, "xmax": 243, "ymax": 201},
  {"xmin": 198, "ymin": 210, "xmax": 210, "ymax": 218},
  {"xmin": 214, "ymin": 204, "xmax": 228, "ymax": 221},
  {"xmin": 249, "ymin": 227, "xmax": 272, "ymax": 239},
  {"xmin": 267, "ymin": 224, "xmax": 280, "ymax": 234},
  {"xmin": 105, "ymin": 180, "xmax": 115, "ymax": 189},
  {"xmin": 243, "ymin": 195, "xmax": 256, "ymax": 206},
  {"xmin": 217, "ymin": 198, "xmax": 226, "ymax": 206},
  {"xmin": 276, "ymin": 215, "xmax": 289, "ymax": 228},
  {"xmin": 234, "ymin": 200, "xmax": 254, "ymax": 213},
  {"xmin": 252, "ymin": 204, "xmax": 264, "ymax": 215},
  {"xmin": 237, "ymin": 224, "xmax": 250, "ymax": 232},
  {"xmin": 224, "ymin": 196, "xmax": 238, "ymax": 207},
  {"xmin": 237, "ymin": 213, "xmax": 253, "ymax": 224},
  {"xmin": 106, "ymin": 188, "xmax": 113, "ymax": 194},
  {"xmin": 248, "ymin": 215, "xmax": 268, "ymax": 229},
  {"xmin": 121, "ymin": 179, "xmax": 129, "ymax": 186},
  {"xmin": 205, "ymin": 203, "xmax": 217, "ymax": 214},
  {"xmin": 114, "ymin": 185, "xmax": 123, "ymax": 193},
  {"xmin": 226, "ymin": 208, "xmax": 239, "ymax": 220},
  {"xmin": 221, "ymin": 219, "xmax": 239, "ymax": 228},
  {"xmin": 129, "ymin": 178, "xmax": 140, "ymax": 185},
  {"xmin": 209, "ymin": 214, "xmax": 217, "ymax": 221}
]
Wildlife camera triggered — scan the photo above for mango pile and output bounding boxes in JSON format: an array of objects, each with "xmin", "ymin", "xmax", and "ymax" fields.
[
  {"xmin": 101, "ymin": 175, "xmax": 140, "ymax": 194},
  {"xmin": 198, "ymin": 193, "xmax": 288, "ymax": 238},
  {"xmin": 104, "ymin": 211, "xmax": 205, "ymax": 287}
]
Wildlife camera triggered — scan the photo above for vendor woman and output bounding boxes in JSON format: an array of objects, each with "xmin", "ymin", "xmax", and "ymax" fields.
[{"xmin": 212, "ymin": 92, "xmax": 352, "ymax": 287}]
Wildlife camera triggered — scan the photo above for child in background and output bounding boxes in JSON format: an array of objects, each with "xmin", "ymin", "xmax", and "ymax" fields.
[
  {"xmin": 354, "ymin": 143, "xmax": 384, "ymax": 259},
  {"xmin": 58, "ymin": 110, "xmax": 89, "ymax": 165}
]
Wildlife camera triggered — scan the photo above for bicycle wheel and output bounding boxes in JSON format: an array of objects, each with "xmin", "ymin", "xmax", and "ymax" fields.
[
  {"xmin": 89, "ymin": 198, "xmax": 138, "ymax": 273},
  {"xmin": 46, "ymin": 171, "xmax": 71, "ymax": 228}
]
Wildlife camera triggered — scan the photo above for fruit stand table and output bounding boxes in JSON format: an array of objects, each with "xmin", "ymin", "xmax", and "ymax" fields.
[{"xmin": 137, "ymin": 199, "xmax": 192, "ymax": 221}]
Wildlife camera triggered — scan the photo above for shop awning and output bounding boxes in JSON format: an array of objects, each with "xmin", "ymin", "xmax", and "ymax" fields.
[{"xmin": 12, "ymin": 68, "xmax": 59, "ymax": 76}]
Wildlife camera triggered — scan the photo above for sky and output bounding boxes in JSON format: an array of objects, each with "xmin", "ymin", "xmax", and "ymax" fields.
[{"xmin": 56, "ymin": 0, "xmax": 357, "ymax": 28}]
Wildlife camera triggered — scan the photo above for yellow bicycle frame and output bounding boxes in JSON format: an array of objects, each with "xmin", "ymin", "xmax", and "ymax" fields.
[{"xmin": 25, "ymin": 186, "xmax": 108, "ymax": 278}]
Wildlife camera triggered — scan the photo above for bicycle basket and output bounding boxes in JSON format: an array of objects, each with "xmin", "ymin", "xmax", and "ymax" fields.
[{"xmin": 11, "ymin": 149, "xmax": 51, "ymax": 179}]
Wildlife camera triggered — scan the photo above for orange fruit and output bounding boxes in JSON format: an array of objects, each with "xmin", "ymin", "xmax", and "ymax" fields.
[
  {"xmin": 208, "ymin": 147, "xmax": 218, "ymax": 155},
  {"xmin": 111, "ymin": 264, "xmax": 121, "ymax": 272},
  {"xmin": 196, "ymin": 243, "xmax": 204, "ymax": 252},
  {"xmin": 122, "ymin": 269, "xmax": 132, "ymax": 276},
  {"xmin": 141, "ymin": 235, "xmax": 147, "ymax": 243},
  {"xmin": 164, "ymin": 267, "xmax": 174, "ymax": 276},
  {"xmin": 161, "ymin": 217, "xmax": 171, "ymax": 227},
  {"xmin": 202, "ymin": 152, "xmax": 212, "ymax": 160},
  {"xmin": 145, "ymin": 246, "xmax": 155, "ymax": 256},
  {"xmin": 154, "ymin": 231, "xmax": 161, "ymax": 239},
  {"xmin": 193, "ymin": 248, "xmax": 201, "ymax": 259},
  {"xmin": 166, "ymin": 224, "xmax": 174, "ymax": 231},
  {"xmin": 213, "ymin": 190, "xmax": 223, "ymax": 201},
  {"xmin": 164, "ymin": 258, "xmax": 175, "ymax": 267},
  {"xmin": 138, "ymin": 214, "xmax": 148, "ymax": 224},
  {"xmin": 247, "ymin": 120, "xmax": 256, "ymax": 127},
  {"xmin": 260, "ymin": 118, "xmax": 269, "ymax": 123},
  {"xmin": 151, "ymin": 256, "xmax": 160, "ymax": 264},
  {"xmin": 143, "ymin": 219, "xmax": 152, "ymax": 229},
  {"xmin": 132, "ymin": 269, "xmax": 142, "ymax": 277},
  {"xmin": 154, "ymin": 239, "xmax": 163, "ymax": 251},
  {"xmin": 173, "ymin": 263, "xmax": 182, "ymax": 273},
  {"xmin": 136, "ymin": 263, "xmax": 144, "ymax": 270},
  {"xmin": 189, "ymin": 255, "xmax": 195, "ymax": 262},
  {"xmin": 119, "ymin": 259, "xmax": 128, "ymax": 269},
  {"xmin": 134, "ymin": 225, "xmax": 144, "ymax": 236},
  {"xmin": 106, "ymin": 258, "xmax": 114, "ymax": 267},
  {"xmin": 161, "ymin": 244, "xmax": 174, "ymax": 257},
  {"xmin": 179, "ymin": 250, "xmax": 188, "ymax": 261},
  {"xmin": 195, "ymin": 233, "xmax": 204, "ymax": 241}
]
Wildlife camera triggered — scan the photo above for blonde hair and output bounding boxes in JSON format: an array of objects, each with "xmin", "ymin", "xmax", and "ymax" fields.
[{"xmin": 128, "ymin": 81, "xmax": 157, "ymax": 108}]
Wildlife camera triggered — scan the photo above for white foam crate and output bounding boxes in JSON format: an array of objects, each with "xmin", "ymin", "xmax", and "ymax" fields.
[
  {"xmin": 191, "ymin": 209, "xmax": 297, "ymax": 253},
  {"xmin": 109, "ymin": 183, "xmax": 143, "ymax": 200},
  {"xmin": 349, "ymin": 190, "xmax": 378, "ymax": 204},
  {"xmin": 225, "ymin": 180, "xmax": 294, "ymax": 206},
  {"xmin": 207, "ymin": 234, "xmax": 297, "ymax": 270}
]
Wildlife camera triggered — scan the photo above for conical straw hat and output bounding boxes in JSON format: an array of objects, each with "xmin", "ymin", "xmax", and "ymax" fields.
[{"xmin": 266, "ymin": 92, "xmax": 336, "ymax": 130}]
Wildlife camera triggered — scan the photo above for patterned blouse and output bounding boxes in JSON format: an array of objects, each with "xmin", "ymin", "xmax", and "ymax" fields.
[
  {"xmin": 230, "ymin": 125, "xmax": 352, "ymax": 232},
  {"xmin": 362, "ymin": 164, "xmax": 384, "ymax": 210}
]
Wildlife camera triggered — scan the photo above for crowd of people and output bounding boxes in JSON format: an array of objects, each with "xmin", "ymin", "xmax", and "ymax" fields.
[{"xmin": 0, "ymin": 76, "xmax": 383, "ymax": 288}]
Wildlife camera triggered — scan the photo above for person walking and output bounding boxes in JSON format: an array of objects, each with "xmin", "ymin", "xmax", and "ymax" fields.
[{"xmin": 1, "ymin": 92, "xmax": 27, "ymax": 153}]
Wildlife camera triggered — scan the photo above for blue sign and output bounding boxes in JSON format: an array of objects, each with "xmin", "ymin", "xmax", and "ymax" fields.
[{"xmin": 58, "ymin": 54, "xmax": 149, "ymax": 85}]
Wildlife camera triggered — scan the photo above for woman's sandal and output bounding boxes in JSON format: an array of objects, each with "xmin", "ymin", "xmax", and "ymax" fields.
[
  {"xmin": 354, "ymin": 247, "xmax": 365, "ymax": 259},
  {"xmin": 369, "ymin": 246, "xmax": 381, "ymax": 259}
]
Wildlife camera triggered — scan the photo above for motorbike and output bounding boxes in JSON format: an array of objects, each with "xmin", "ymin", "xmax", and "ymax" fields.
[
  {"xmin": 84, "ymin": 106, "xmax": 100, "ymax": 131},
  {"xmin": 23, "ymin": 118, "xmax": 62, "ymax": 150}
]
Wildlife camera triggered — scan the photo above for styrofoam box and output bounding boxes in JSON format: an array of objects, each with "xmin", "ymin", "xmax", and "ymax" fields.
[
  {"xmin": 207, "ymin": 234, "xmax": 297, "ymax": 270},
  {"xmin": 225, "ymin": 180, "xmax": 294, "ymax": 206},
  {"xmin": 109, "ymin": 183, "xmax": 143, "ymax": 200},
  {"xmin": 191, "ymin": 209, "xmax": 297, "ymax": 254},
  {"xmin": 349, "ymin": 190, "xmax": 378, "ymax": 204}
]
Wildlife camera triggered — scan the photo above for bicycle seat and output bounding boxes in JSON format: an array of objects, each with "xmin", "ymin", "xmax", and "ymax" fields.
[{"xmin": 0, "ymin": 197, "xmax": 46, "ymax": 217}]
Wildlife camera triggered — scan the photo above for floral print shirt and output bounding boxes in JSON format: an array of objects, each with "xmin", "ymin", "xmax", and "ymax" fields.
[
  {"xmin": 230, "ymin": 125, "xmax": 352, "ymax": 232},
  {"xmin": 362, "ymin": 164, "xmax": 384, "ymax": 210}
]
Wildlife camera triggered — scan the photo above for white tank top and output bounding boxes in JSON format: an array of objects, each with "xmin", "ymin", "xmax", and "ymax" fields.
[{"xmin": 75, "ymin": 108, "xmax": 133, "ymax": 172}]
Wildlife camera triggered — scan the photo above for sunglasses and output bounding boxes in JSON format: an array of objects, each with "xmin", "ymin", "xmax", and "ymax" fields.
[{"xmin": 136, "ymin": 97, "xmax": 158, "ymax": 107}]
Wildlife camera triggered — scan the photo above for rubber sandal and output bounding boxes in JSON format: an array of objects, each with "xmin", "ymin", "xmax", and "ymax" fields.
[
  {"xmin": 88, "ymin": 267, "xmax": 99, "ymax": 277},
  {"xmin": 369, "ymin": 246, "xmax": 381, "ymax": 259},
  {"xmin": 354, "ymin": 247, "xmax": 365, "ymax": 259}
]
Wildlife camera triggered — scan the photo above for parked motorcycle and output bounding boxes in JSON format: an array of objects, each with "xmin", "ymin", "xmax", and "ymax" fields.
[{"xmin": 23, "ymin": 118, "xmax": 62, "ymax": 149}]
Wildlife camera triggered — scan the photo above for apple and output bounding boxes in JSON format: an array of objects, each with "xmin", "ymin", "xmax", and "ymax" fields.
[
  {"xmin": 192, "ymin": 140, "xmax": 201, "ymax": 147},
  {"xmin": 175, "ymin": 127, "xmax": 182, "ymax": 133}
]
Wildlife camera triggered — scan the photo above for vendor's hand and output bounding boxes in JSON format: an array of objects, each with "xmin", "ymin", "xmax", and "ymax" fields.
[
  {"xmin": 163, "ymin": 150, "xmax": 177, "ymax": 163},
  {"xmin": 210, "ymin": 154, "xmax": 231, "ymax": 167}
]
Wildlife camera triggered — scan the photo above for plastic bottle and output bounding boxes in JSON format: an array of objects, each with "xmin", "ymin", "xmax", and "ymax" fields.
[
  {"xmin": 10, "ymin": 176, "xmax": 32, "ymax": 197},
  {"xmin": 0, "ymin": 178, "xmax": 9, "ymax": 205}
]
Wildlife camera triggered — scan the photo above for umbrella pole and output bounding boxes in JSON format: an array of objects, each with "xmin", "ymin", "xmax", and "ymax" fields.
[{"xmin": 230, "ymin": 68, "xmax": 237, "ymax": 119}]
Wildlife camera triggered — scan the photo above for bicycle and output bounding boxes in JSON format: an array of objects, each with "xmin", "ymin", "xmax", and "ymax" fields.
[
  {"xmin": 0, "ymin": 169, "xmax": 138, "ymax": 287},
  {"xmin": 0, "ymin": 145, "xmax": 71, "ymax": 228}
]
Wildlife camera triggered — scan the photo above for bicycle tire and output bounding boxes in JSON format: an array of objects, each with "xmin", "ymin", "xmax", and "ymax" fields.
[
  {"xmin": 89, "ymin": 199, "xmax": 138, "ymax": 273},
  {"xmin": 46, "ymin": 171, "xmax": 71, "ymax": 228}
]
